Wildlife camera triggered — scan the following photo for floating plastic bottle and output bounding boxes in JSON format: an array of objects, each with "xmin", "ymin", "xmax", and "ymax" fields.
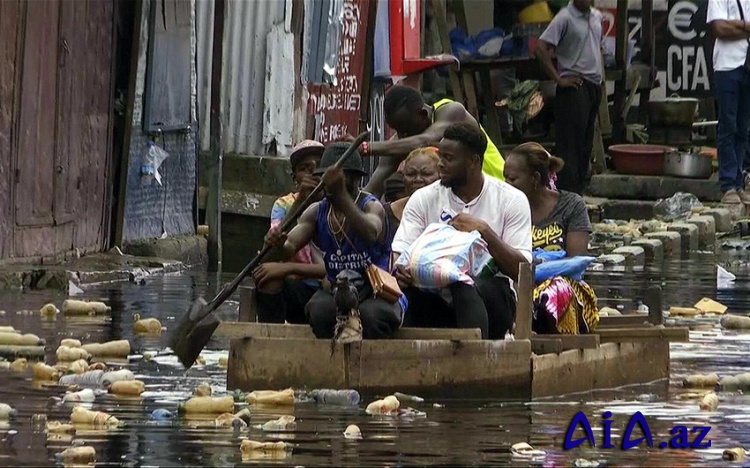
[
  {"xmin": 150, "ymin": 409, "xmax": 174, "ymax": 420},
  {"xmin": 59, "ymin": 370, "xmax": 104, "ymax": 388},
  {"xmin": 310, "ymin": 389, "xmax": 360, "ymax": 406}
]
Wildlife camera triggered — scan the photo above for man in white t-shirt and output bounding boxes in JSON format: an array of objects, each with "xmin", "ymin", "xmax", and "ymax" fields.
[
  {"xmin": 707, "ymin": 0, "xmax": 750, "ymax": 204},
  {"xmin": 391, "ymin": 123, "xmax": 532, "ymax": 339}
]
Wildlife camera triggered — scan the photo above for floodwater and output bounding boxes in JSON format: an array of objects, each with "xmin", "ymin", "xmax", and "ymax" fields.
[{"xmin": 1, "ymin": 250, "xmax": 749, "ymax": 466}]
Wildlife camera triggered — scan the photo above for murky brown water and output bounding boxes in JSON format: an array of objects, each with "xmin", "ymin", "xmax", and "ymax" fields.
[{"xmin": 1, "ymin": 251, "xmax": 749, "ymax": 466}]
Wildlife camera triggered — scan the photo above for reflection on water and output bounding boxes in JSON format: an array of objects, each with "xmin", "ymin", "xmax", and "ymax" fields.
[{"xmin": 0, "ymin": 251, "xmax": 749, "ymax": 466}]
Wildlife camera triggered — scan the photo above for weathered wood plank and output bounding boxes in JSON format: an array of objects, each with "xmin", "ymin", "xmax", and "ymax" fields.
[
  {"xmin": 532, "ymin": 340, "xmax": 670, "ymax": 398},
  {"xmin": 594, "ymin": 326, "xmax": 689, "ymax": 343},
  {"xmin": 531, "ymin": 338, "xmax": 562, "ymax": 355},
  {"xmin": 238, "ymin": 286, "xmax": 257, "ymax": 322},
  {"xmin": 515, "ymin": 262, "xmax": 533, "ymax": 340},
  {"xmin": 598, "ymin": 315, "xmax": 650, "ymax": 327},
  {"xmin": 216, "ymin": 322, "xmax": 482, "ymax": 341},
  {"xmin": 534, "ymin": 334, "xmax": 600, "ymax": 351}
]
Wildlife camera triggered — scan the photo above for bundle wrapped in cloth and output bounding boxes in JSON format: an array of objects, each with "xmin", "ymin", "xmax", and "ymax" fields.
[{"xmin": 395, "ymin": 223, "xmax": 494, "ymax": 290}]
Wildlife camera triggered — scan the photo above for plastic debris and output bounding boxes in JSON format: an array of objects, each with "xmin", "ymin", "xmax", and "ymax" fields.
[
  {"xmin": 62, "ymin": 299, "xmax": 111, "ymax": 315},
  {"xmin": 654, "ymin": 192, "xmax": 702, "ymax": 221},
  {"xmin": 59, "ymin": 370, "xmax": 104, "ymax": 388},
  {"xmin": 393, "ymin": 392, "xmax": 424, "ymax": 403},
  {"xmin": 67, "ymin": 359, "xmax": 90, "ymax": 375},
  {"xmin": 9, "ymin": 358, "xmax": 27, "ymax": 372},
  {"xmin": 398, "ymin": 407, "xmax": 428, "ymax": 418},
  {"xmin": 218, "ymin": 355, "xmax": 228, "ymax": 368},
  {"xmin": 178, "ymin": 396, "xmax": 234, "ymax": 414},
  {"xmin": 683, "ymin": 373, "xmax": 720, "ymax": 388},
  {"xmin": 31, "ymin": 363, "xmax": 60, "ymax": 381},
  {"xmin": 718, "ymin": 265, "xmax": 736, "ymax": 288},
  {"xmin": 240, "ymin": 439, "xmax": 290, "ymax": 454},
  {"xmin": 82, "ymin": 340, "xmax": 131, "ymax": 358},
  {"xmin": 133, "ymin": 314, "xmax": 162, "ymax": 334},
  {"xmin": 574, "ymin": 459, "xmax": 600, "ymax": 467},
  {"xmin": 150, "ymin": 409, "xmax": 174, "ymax": 420},
  {"xmin": 234, "ymin": 408, "xmax": 252, "ymax": 425},
  {"xmin": 669, "ymin": 306, "xmax": 702, "ymax": 317},
  {"xmin": 432, "ymin": 403, "xmax": 445, "ymax": 408},
  {"xmin": 63, "ymin": 389, "xmax": 95, "ymax": 403},
  {"xmin": 71, "ymin": 406, "xmax": 120, "ymax": 427},
  {"xmin": 310, "ymin": 389, "xmax": 360, "ymax": 406},
  {"xmin": 56, "ymin": 346, "xmax": 91, "ymax": 362},
  {"xmin": 109, "ymin": 380, "xmax": 145, "ymax": 396},
  {"xmin": 343, "ymin": 424, "xmax": 362, "ymax": 439},
  {"xmin": 0, "ymin": 403, "xmax": 17, "ymax": 419},
  {"xmin": 60, "ymin": 339, "xmax": 82, "ymax": 348},
  {"xmin": 0, "ymin": 332, "xmax": 44, "ymax": 346},
  {"xmin": 723, "ymin": 447, "xmax": 747, "ymax": 462},
  {"xmin": 366, "ymin": 395, "xmax": 400, "ymax": 415},
  {"xmin": 510, "ymin": 442, "xmax": 546, "ymax": 458},
  {"xmin": 193, "ymin": 383, "xmax": 212, "ymax": 397},
  {"xmin": 720, "ymin": 315, "xmax": 750, "ymax": 330},
  {"xmin": 39, "ymin": 303, "xmax": 59, "ymax": 316},
  {"xmin": 246, "ymin": 388, "xmax": 294, "ymax": 406},
  {"xmin": 46, "ymin": 421, "xmax": 76, "ymax": 434},
  {"xmin": 215, "ymin": 412, "xmax": 248, "ymax": 428},
  {"xmin": 260, "ymin": 415, "xmax": 296, "ymax": 431},
  {"xmin": 99, "ymin": 369, "xmax": 135, "ymax": 388},
  {"xmin": 57, "ymin": 446, "xmax": 96, "ymax": 464},
  {"xmin": 718, "ymin": 373, "xmax": 750, "ymax": 391},
  {"xmin": 694, "ymin": 298, "xmax": 727, "ymax": 314},
  {"xmin": 699, "ymin": 392, "xmax": 718, "ymax": 411}
]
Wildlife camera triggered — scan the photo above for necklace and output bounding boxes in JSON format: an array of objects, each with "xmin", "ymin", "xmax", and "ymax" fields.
[{"xmin": 326, "ymin": 192, "xmax": 361, "ymax": 256}]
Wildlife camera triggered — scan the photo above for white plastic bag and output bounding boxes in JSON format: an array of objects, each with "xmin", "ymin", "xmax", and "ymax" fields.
[
  {"xmin": 395, "ymin": 223, "xmax": 493, "ymax": 290},
  {"xmin": 141, "ymin": 141, "xmax": 170, "ymax": 186}
]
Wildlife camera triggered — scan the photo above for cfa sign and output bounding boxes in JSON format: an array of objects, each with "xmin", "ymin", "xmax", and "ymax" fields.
[{"xmin": 665, "ymin": 0, "xmax": 710, "ymax": 93}]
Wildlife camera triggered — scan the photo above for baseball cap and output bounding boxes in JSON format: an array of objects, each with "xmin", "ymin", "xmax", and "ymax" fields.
[
  {"xmin": 314, "ymin": 142, "xmax": 367, "ymax": 176},
  {"xmin": 290, "ymin": 140, "xmax": 325, "ymax": 169}
]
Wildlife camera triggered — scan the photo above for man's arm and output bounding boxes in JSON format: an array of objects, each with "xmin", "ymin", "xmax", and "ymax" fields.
[
  {"xmin": 711, "ymin": 20, "xmax": 750, "ymax": 40},
  {"xmin": 264, "ymin": 203, "xmax": 319, "ymax": 262},
  {"xmin": 332, "ymin": 196, "xmax": 384, "ymax": 245},
  {"xmin": 368, "ymin": 103, "xmax": 470, "ymax": 158}
]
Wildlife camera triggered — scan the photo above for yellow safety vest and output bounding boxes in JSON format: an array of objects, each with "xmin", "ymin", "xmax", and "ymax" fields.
[{"xmin": 433, "ymin": 98, "xmax": 505, "ymax": 181}]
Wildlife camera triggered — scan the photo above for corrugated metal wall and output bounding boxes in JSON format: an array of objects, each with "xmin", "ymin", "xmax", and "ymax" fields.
[{"xmin": 196, "ymin": 0, "xmax": 287, "ymax": 156}]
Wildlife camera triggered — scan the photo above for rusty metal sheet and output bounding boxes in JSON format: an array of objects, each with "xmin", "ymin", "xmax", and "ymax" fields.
[
  {"xmin": 0, "ymin": 0, "xmax": 20, "ymax": 260},
  {"xmin": 14, "ymin": 0, "xmax": 59, "ymax": 232},
  {"xmin": 307, "ymin": 0, "xmax": 371, "ymax": 144}
]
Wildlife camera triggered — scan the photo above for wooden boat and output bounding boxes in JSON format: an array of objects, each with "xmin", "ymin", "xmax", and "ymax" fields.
[{"xmin": 219, "ymin": 265, "xmax": 689, "ymax": 398}]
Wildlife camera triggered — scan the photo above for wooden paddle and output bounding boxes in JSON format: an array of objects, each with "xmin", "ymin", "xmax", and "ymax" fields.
[{"xmin": 170, "ymin": 131, "xmax": 371, "ymax": 369}]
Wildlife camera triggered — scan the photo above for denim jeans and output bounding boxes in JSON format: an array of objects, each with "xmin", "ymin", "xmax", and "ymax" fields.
[{"xmin": 714, "ymin": 67, "xmax": 750, "ymax": 192}]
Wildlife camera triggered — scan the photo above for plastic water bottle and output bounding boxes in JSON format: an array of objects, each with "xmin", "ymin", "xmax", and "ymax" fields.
[{"xmin": 310, "ymin": 389, "xmax": 360, "ymax": 406}]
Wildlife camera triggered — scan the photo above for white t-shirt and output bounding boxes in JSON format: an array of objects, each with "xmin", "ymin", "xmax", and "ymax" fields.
[
  {"xmin": 391, "ymin": 177, "xmax": 533, "ymax": 264},
  {"xmin": 707, "ymin": 0, "xmax": 750, "ymax": 71}
]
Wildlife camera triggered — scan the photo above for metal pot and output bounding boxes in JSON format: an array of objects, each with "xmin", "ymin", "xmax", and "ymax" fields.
[
  {"xmin": 648, "ymin": 95, "xmax": 699, "ymax": 127},
  {"xmin": 663, "ymin": 149, "xmax": 712, "ymax": 179}
]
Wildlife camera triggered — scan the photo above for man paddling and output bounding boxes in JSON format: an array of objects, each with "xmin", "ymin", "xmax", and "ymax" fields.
[
  {"xmin": 357, "ymin": 85, "xmax": 505, "ymax": 195},
  {"xmin": 263, "ymin": 143, "xmax": 404, "ymax": 342}
]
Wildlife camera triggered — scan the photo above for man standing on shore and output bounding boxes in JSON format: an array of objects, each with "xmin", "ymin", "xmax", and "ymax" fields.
[
  {"xmin": 535, "ymin": 0, "xmax": 603, "ymax": 195},
  {"xmin": 707, "ymin": 0, "xmax": 750, "ymax": 204}
]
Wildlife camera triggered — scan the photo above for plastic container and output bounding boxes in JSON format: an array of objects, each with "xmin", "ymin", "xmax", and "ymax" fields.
[
  {"xmin": 608, "ymin": 144, "xmax": 673, "ymax": 176},
  {"xmin": 310, "ymin": 389, "xmax": 360, "ymax": 406},
  {"xmin": 519, "ymin": 1, "xmax": 553, "ymax": 24}
]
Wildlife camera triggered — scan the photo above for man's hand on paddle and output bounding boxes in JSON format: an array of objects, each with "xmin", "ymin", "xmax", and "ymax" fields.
[
  {"xmin": 297, "ymin": 174, "xmax": 321, "ymax": 200},
  {"xmin": 252, "ymin": 263, "xmax": 288, "ymax": 288},
  {"xmin": 322, "ymin": 167, "xmax": 347, "ymax": 201},
  {"xmin": 264, "ymin": 227, "xmax": 288, "ymax": 249}
]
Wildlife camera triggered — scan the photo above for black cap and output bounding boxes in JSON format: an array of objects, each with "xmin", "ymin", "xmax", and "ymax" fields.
[{"xmin": 314, "ymin": 142, "xmax": 367, "ymax": 176}]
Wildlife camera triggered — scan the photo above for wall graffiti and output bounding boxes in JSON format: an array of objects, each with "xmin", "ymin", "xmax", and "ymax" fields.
[{"xmin": 307, "ymin": 0, "xmax": 370, "ymax": 144}]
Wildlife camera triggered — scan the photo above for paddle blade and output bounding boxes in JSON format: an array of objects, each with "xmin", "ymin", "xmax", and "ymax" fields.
[{"xmin": 170, "ymin": 297, "xmax": 220, "ymax": 369}]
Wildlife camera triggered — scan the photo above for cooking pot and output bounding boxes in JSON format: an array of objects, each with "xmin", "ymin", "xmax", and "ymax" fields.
[
  {"xmin": 609, "ymin": 144, "xmax": 673, "ymax": 176},
  {"xmin": 663, "ymin": 149, "xmax": 713, "ymax": 179},
  {"xmin": 648, "ymin": 95, "xmax": 699, "ymax": 127}
]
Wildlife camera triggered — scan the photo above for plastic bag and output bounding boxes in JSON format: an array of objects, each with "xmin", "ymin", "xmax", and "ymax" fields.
[
  {"xmin": 653, "ymin": 192, "xmax": 701, "ymax": 221},
  {"xmin": 534, "ymin": 256, "xmax": 597, "ymax": 283},
  {"xmin": 474, "ymin": 28, "xmax": 505, "ymax": 57},
  {"xmin": 395, "ymin": 223, "xmax": 493, "ymax": 290},
  {"xmin": 449, "ymin": 28, "xmax": 476, "ymax": 60},
  {"xmin": 141, "ymin": 141, "xmax": 170, "ymax": 186}
]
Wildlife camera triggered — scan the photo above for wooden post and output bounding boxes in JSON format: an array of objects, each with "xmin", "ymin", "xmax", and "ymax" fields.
[
  {"xmin": 645, "ymin": 285, "xmax": 663, "ymax": 325},
  {"xmin": 430, "ymin": 0, "xmax": 465, "ymax": 103},
  {"xmin": 515, "ymin": 262, "xmax": 533, "ymax": 340},
  {"xmin": 612, "ymin": 0, "xmax": 629, "ymax": 142},
  {"xmin": 238, "ymin": 286, "xmax": 258, "ymax": 323},
  {"xmin": 206, "ymin": 0, "xmax": 225, "ymax": 271},
  {"xmin": 637, "ymin": 0, "xmax": 655, "ymax": 124}
]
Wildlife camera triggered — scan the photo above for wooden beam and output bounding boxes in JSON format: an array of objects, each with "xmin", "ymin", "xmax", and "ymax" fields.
[
  {"xmin": 531, "ymin": 338, "xmax": 562, "ymax": 355},
  {"xmin": 595, "ymin": 326, "xmax": 689, "ymax": 343},
  {"xmin": 598, "ymin": 315, "xmax": 650, "ymax": 328},
  {"xmin": 612, "ymin": 0, "xmax": 629, "ymax": 142},
  {"xmin": 534, "ymin": 334, "xmax": 600, "ymax": 350},
  {"xmin": 238, "ymin": 286, "xmax": 257, "ymax": 322},
  {"xmin": 638, "ymin": 0, "xmax": 655, "ymax": 124},
  {"xmin": 430, "ymin": 0, "xmax": 465, "ymax": 103},
  {"xmin": 515, "ymin": 262, "xmax": 533, "ymax": 340},
  {"xmin": 216, "ymin": 322, "xmax": 482, "ymax": 341}
]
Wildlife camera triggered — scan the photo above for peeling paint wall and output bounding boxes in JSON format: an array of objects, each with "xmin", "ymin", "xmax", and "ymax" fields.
[{"xmin": 122, "ymin": 0, "xmax": 198, "ymax": 242}]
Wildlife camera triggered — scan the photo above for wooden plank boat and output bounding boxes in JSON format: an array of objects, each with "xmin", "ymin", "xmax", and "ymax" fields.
[{"xmin": 220, "ymin": 265, "xmax": 689, "ymax": 399}]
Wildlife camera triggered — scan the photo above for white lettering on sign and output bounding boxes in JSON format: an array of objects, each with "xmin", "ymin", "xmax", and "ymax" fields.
[
  {"xmin": 665, "ymin": 0, "xmax": 709, "ymax": 93},
  {"xmin": 312, "ymin": 0, "xmax": 364, "ymax": 143}
]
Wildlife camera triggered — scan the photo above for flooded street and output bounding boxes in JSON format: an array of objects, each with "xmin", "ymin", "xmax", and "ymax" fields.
[{"xmin": 1, "ymin": 251, "xmax": 749, "ymax": 466}]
